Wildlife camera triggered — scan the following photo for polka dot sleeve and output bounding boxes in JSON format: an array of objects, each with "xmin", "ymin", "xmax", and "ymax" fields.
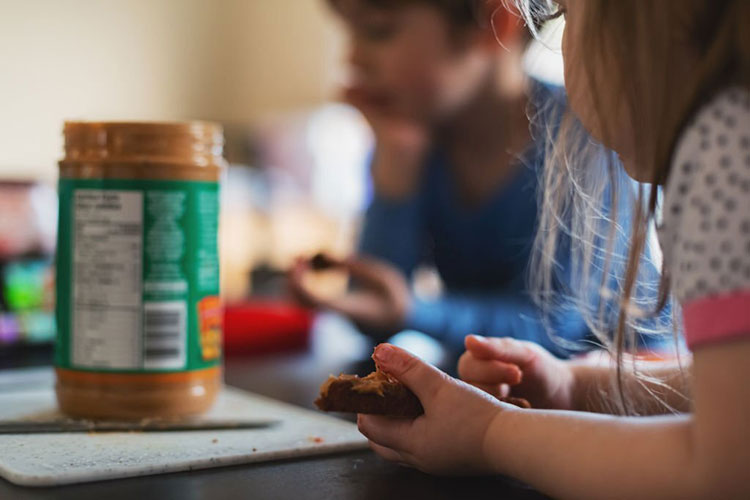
[{"xmin": 659, "ymin": 87, "xmax": 750, "ymax": 350}]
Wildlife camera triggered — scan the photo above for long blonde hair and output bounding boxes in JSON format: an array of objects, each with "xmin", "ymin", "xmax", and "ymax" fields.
[{"xmin": 514, "ymin": 0, "xmax": 750, "ymax": 414}]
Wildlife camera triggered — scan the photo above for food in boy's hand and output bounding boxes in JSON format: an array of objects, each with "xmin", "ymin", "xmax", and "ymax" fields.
[
  {"xmin": 315, "ymin": 368, "xmax": 531, "ymax": 417},
  {"xmin": 310, "ymin": 252, "xmax": 337, "ymax": 271}
]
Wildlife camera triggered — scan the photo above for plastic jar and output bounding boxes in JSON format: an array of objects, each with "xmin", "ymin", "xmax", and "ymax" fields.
[{"xmin": 55, "ymin": 121, "xmax": 224, "ymax": 419}]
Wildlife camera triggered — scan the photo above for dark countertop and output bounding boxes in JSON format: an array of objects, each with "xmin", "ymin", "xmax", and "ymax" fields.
[{"xmin": 0, "ymin": 314, "xmax": 549, "ymax": 500}]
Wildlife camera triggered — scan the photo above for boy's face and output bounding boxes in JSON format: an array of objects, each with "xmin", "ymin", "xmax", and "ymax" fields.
[{"xmin": 335, "ymin": 1, "xmax": 493, "ymax": 124}]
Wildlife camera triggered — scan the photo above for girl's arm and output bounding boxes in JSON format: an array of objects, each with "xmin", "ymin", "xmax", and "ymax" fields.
[
  {"xmin": 359, "ymin": 341, "xmax": 750, "ymax": 499},
  {"xmin": 485, "ymin": 340, "xmax": 748, "ymax": 499},
  {"xmin": 569, "ymin": 355, "xmax": 692, "ymax": 414}
]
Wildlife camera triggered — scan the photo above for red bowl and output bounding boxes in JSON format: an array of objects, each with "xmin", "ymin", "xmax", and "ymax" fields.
[{"xmin": 223, "ymin": 301, "xmax": 314, "ymax": 356}]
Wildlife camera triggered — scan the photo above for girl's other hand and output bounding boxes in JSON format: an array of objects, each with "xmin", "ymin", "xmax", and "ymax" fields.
[
  {"xmin": 458, "ymin": 335, "xmax": 575, "ymax": 410},
  {"xmin": 358, "ymin": 343, "xmax": 511, "ymax": 475}
]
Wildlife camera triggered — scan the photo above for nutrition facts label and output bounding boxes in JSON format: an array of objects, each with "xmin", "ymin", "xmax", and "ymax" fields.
[
  {"xmin": 72, "ymin": 190, "xmax": 143, "ymax": 369},
  {"xmin": 57, "ymin": 178, "xmax": 219, "ymax": 374}
]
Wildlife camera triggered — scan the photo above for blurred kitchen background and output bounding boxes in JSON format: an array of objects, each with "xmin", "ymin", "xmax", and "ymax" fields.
[{"xmin": 0, "ymin": 0, "xmax": 562, "ymax": 368}]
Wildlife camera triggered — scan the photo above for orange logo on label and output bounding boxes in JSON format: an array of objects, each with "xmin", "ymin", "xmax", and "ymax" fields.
[{"xmin": 198, "ymin": 296, "xmax": 222, "ymax": 361}]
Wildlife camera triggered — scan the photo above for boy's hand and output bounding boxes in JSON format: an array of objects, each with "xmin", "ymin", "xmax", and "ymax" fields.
[
  {"xmin": 358, "ymin": 344, "xmax": 512, "ymax": 475},
  {"xmin": 288, "ymin": 254, "xmax": 411, "ymax": 336},
  {"xmin": 458, "ymin": 335, "xmax": 576, "ymax": 410},
  {"xmin": 344, "ymin": 86, "xmax": 430, "ymax": 200}
]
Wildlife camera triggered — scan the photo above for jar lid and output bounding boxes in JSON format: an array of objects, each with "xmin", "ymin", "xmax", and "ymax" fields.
[{"xmin": 62, "ymin": 121, "xmax": 224, "ymax": 167}]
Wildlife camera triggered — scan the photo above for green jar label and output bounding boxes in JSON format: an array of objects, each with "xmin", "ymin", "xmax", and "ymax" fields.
[{"xmin": 55, "ymin": 178, "xmax": 221, "ymax": 373}]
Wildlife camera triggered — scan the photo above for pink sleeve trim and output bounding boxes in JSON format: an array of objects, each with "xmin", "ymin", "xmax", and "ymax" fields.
[{"xmin": 683, "ymin": 290, "xmax": 750, "ymax": 349}]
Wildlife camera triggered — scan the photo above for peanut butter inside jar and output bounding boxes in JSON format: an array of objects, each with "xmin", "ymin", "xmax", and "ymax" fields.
[{"xmin": 55, "ymin": 122, "xmax": 225, "ymax": 419}]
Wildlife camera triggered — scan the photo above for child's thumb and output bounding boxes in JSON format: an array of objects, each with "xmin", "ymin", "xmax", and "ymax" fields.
[{"xmin": 373, "ymin": 344, "xmax": 447, "ymax": 402}]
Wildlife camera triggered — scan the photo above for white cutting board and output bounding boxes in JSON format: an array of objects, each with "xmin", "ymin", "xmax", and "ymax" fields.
[{"xmin": 0, "ymin": 380, "xmax": 368, "ymax": 487}]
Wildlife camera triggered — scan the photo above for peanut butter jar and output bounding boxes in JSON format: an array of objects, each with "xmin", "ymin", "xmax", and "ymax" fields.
[{"xmin": 55, "ymin": 121, "xmax": 224, "ymax": 419}]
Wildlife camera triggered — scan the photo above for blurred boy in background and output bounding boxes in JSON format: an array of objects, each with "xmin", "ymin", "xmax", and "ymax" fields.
[{"xmin": 290, "ymin": 0, "xmax": 666, "ymax": 358}]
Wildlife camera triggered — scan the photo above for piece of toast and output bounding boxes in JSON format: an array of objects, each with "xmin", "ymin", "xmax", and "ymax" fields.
[
  {"xmin": 314, "ymin": 370, "xmax": 531, "ymax": 417},
  {"xmin": 315, "ymin": 370, "xmax": 424, "ymax": 418}
]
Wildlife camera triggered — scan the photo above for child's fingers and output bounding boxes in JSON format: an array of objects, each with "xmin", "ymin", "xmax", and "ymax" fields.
[
  {"xmin": 457, "ymin": 354, "xmax": 522, "ymax": 385},
  {"xmin": 372, "ymin": 344, "xmax": 450, "ymax": 403},
  {"xmin": 464, "ymin": 335, "xmax": 536, "ymax": 366},
  {"xmin": 358, "ymin": 414, "xmax": 413, "ymax": 452}
]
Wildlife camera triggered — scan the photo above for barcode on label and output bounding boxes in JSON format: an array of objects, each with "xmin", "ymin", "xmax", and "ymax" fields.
[{"xmin": 143, "ymin": 301, "xmax": 186, "ymax": 369}]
